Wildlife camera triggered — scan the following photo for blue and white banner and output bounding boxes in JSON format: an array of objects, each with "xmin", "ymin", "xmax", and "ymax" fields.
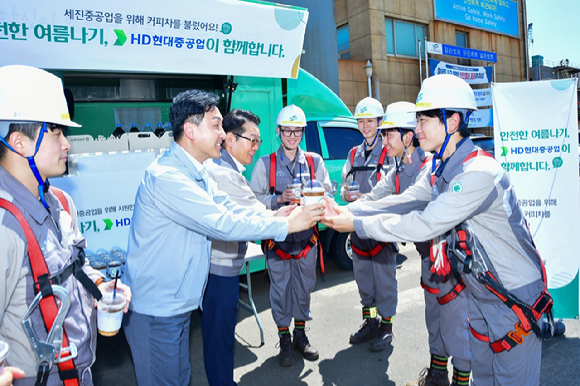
[
  {"xmin": 429, "ymin": 59, "xmax": 492, "ymax": 84},
  {"xmin": 493, "ymin": 79, "xmax": 580, "ymax": 319},
  {"xmin": 0, "ymin": 0, "xmax": 308, "ymax": 78},
  {"xmin": 473, "ymin": 88, "xmax": 492, "ymax": 107},
  {"xmin": 433, "ymin": 0, "xmax": 519, "ymax": 38},
  {"xmin": 426, "ymin": 41, "xmax": 497, "ymax": 63},
  {"xmin": 468, "ymin": 108, "xmax": 493, "ymax": 128}
]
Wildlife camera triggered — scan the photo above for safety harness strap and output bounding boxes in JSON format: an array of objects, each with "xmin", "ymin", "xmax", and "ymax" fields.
[
  {"xmin": 376, "ymin": 146, "xmax": 388, "ymax": 182},
  {"xmin": 269, "ymin": 153, "xmax": 277, "ymax": 195},
  {"xmin": 351, "ymin": 242, "xmax": 390, "ymax": 258},
  {"xmin": 0, "ymin": 198, "xmax": 80, "ymax": 386},
  {"xmin": 265, "ymin": 234, "xmax": 318, "ymax": 260},
  {"xmin": 420, "ymin": 279, "xmax": 439, "ymax": 295},
  {"xmin": 348, "ymin": 146, "xmax": 388, "ymax": 182},
  {"xmin": 430, "ymin": 149, "xmax": 493, "ymax": 187},
  {"xmin": 419, "ymin": 278, "xmax": 466, "ymax": 305},
  {"xmin": 436, "ymin": 280, "xmax": 466, "ymax": 305},
  {"xmin": 396, "ymin": 155, "xmax": 433, "ymax": 195},
  {"xmin": 267, "ymin": 152, "xmax": 324, "ymax": 273},
  {"xmin": 453, "ymin": 226, "xmax": 553, "ymax": 352}
]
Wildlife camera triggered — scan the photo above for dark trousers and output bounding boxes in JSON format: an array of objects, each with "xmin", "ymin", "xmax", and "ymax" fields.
[
  {"xmin": 123, "ymin": 309, "xmax": 192, "ymax": 386},
  {"xmin": 200, "ymin": 273, "xmax": 240, "ymax": 386}
]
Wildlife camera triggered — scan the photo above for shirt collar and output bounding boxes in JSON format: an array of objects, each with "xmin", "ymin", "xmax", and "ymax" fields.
[
  {"xmin": 177, "ymin": 143, "xmax": 207, "ymax": 176},
  {"xmin": 231, "ymin": 154, "xmax": 246, "ymax": 173}
]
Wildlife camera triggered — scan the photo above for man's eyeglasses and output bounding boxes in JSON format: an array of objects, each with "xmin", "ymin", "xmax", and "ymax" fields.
[
  {"xmin": 235, "ymin": 133, "xmax": 263, "ymax": 146},
  {"xmin": 280, "ymin": 129, "xmax": 304, "ymax": 137}
]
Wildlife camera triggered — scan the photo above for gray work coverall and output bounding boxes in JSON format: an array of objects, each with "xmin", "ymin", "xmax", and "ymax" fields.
[
  {"xmin": 350, "ymin": 138, "xmax": 545, "ymax": 385},
  {"xmin": 351, "ymin": 148, "xmax": 471, "ymax": 372},
  {"xmin": 250, "ymin": 147, "xmax": 332, "ymax": 327},
  {"xmin": 341, "ymin": 141, "xmax": 397, "ymax": 319}
]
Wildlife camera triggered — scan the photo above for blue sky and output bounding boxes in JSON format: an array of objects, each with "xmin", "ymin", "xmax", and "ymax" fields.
[{"xmin": 526, "ymin": 0, "xmax": 580, "ymax": 67}]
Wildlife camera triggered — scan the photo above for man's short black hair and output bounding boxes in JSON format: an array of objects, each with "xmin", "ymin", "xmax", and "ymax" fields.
[
  {"xmin": 381, "ymin": 127, "xmax": 420, "ymax": 148},
  {"xmin": 223, "ymin": 108, "xmax": 261, "ymax": 136},
  {"xmin": 417, "ymin": 108, "xmax": 472, "ymax": 138},
  {"xmin": 0, "ymin": 122, "xmax": 40, "ymax": 160},
  {"xmin": 169, "ymin": 89, "xmax": 220, "ymax": 142}
]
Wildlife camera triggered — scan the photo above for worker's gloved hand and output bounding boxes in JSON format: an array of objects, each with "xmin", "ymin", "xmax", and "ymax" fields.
[{"xmin": 430, "ymin": 237, "xmax": 450, "ymax": 276}]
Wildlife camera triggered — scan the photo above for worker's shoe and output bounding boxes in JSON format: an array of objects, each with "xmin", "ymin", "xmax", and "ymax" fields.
[
  {"xmin": 349, "ymin": 317, "xmax": 379, "ymax": 344},
  {"xmin": 369, "ymin": 323, "xmax": 393, "ymax": 352},
  {"xmin": 293, "ymin": 329, "xmax": 319, "ymax": 361},
  {"xmin": 278, "ymin": 333, "xmax": 294, "ymax": 367},
  {"xmin": 406, "ymin": 367, "xmax": 450, "ymax": 386}
]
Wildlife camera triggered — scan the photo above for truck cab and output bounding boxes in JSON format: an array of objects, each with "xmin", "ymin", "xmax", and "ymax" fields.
[{"xmin": 54, "ymin": 68, "xmax": 360, "ymax": 271}]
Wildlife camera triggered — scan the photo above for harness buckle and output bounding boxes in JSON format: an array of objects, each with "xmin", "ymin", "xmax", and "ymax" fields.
[
  {"xmin": 267, "ymin": 240, "xmax": 276, "ymax": 251},
  {"xmin": 507, "ymin": 322, "xmax": 530, "ymax": 345},
  {"xmin": 22, "ymin": 285, "xmax": 78, "ymax": 373}
]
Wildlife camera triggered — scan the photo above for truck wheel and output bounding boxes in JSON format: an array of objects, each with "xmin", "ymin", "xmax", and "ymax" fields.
[{"xmin": 331, "ymin": 232, "xmax": 353, "ymax": 270}]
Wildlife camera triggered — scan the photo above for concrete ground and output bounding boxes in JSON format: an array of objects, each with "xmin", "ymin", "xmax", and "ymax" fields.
[{"xmin": 92, "ymin": 243, "xmax": 580, "ymax": 385}]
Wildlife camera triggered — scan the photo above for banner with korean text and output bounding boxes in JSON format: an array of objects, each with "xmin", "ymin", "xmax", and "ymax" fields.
[
  {"xmin": 429, "ymin": 59, "xmax": 492, "ymax": 84},
  {"xmin": 473, "ymin": 88, "xmax": 492, "ymax": 107},
  {"xmin": 433, "ymin": 0, "xmax": 519, "ymax": 37},
  {"xmin": 468, "ymin": 108, "xmax": 493, "ymax": 128},
  {"xmin": 493, "ymin": 79, "xmax": 580, "ymax": 318},
  {"xmin": 0, "ymin": 0, "xmax": 308, "ymax": 78}
]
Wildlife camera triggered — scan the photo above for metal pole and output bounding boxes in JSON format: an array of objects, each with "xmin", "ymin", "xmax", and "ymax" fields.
[
  {"xmin": 418, "ymin": 39, "xmax": 422, "ymax": 83},
  {"xmin": 424, "ymin": 37, "xmax": 429, "ymax": 79},
  {"xmin": 522, "ymin": 0, "xmax": 530, "ymax": 81},
  {"xmin": 492, "ymin": 49, "xmax": 496, "ymax": 83},
  {"xmin": 367, "ymin": 76, "xmax": 372, "ymax": 97}
]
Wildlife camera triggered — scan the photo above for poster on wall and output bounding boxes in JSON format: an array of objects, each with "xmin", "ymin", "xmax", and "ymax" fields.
[
  {"xmin": 493, "ymin": 78, "xmax": 580, "ymax": 319},
  {"xmin": 426, "ymin": 41, "xmax": 497, "ymax": 63},
  {"xmin": 433, "ymin": 0, "xmax": 519, "ymax": 37},
  {"xmin": 468, "ymin": 108, "xmax": 493, "ymax": 128},
  {"xmin": 473, "ymin": 88, "xmax": 492, "ymax": 107},
  {"xmin": 0, "ymin": 0, "xmax": 308, "ymax": 78},
  {"xmin": 429, "ymin": 59, "xmax": 492, "ymax": 84}
]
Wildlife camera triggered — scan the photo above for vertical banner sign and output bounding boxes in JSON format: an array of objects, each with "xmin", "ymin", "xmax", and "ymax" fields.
[
  {"xmin": 493, "ymin": 79, "xmax": 580, "ymax": 319},
  {"xmin": 0, "ymin": 0, "xmax": 308, "ymax": 78},
  {"xmin": 429, "ymin": 59, "xmax": 492, "ymax": 84}
]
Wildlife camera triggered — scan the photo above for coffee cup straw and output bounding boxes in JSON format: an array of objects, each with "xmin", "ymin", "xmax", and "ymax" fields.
[{"xmin": 113, "ymin": 271, "xmax": 120, "ymax": 300}]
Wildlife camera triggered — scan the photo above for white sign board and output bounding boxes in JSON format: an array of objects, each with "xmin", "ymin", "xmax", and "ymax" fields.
[
  {"xmin": 473, "ymin": 88, "xmax": 492, "ymax": 107},
  {"xmin": 0, "ymin": 0, "xmax": 308, "ymax": 78},
  {"xmin": 468, "ymin": 108, "xmax": 493, "ymax": 128},
  {"xmin": 492, "ymin": 79, "xmax": 580, "ymax": 318},
  {"xmin": 51, "ymin": 171, "xmax": 144, "ymax": 252},
  {"xmin": 429, "ymin": 59, "xmax": 493, "ymax": 84}
]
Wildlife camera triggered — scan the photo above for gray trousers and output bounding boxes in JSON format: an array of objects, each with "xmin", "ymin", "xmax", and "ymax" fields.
[
  {"xmin": 266, "ymin": 242, "xmax": 317, "ymax": 327},
  {"xmin": 421, "ymin": 254, "xmax": 471, "ymax": 371},
  {"xmin": 466, "ymin": 279, "xmax": 543, "ymax": 386},
  {"xmin": 351, "ymin": 233, "xmax": 397, "ymax": 318}
]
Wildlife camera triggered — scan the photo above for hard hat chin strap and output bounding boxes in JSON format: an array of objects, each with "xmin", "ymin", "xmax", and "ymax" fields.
[
  {"xmin": 0, "ymin": 122, "xmax": 50, "ymax": 209},
  {"xmin": 364, "ymin": 129, "xmax": 380, "ymax": 152}
]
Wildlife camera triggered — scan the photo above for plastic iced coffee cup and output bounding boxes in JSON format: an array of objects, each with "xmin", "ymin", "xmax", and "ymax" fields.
[
  {"xmin": 97, "ymin": 287, "xmax": 127, "ymax": 337},
  {"xmin": 288, "ymin": 178, "xmax": 302, "ymax": 205},
  {"xmin": 303, "ymin": 180, "xmax": 325, "ymax": 207},
  {"xmin": 0, "ymin": 339, "xmax": 8, "ymax": 375}
]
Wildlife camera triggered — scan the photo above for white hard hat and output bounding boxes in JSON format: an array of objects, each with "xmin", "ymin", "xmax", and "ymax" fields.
[
  {"xmin": 0, "ymin": 65, "xmax": 80, "ymax": 137},
  {"xmin": 354, "ymin": 97, "xmax": 383, "ymax": 119},
  {"xmin": 414, "ymin": 74, "xmax": 478, "ymax": 112},
  {"xmin": 276, "ymin": 104, "xmax": 306, "ymax": 127},
  {"xmin": 381, "ymin": 102, "xmax": 417, "ymax": 130}
]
